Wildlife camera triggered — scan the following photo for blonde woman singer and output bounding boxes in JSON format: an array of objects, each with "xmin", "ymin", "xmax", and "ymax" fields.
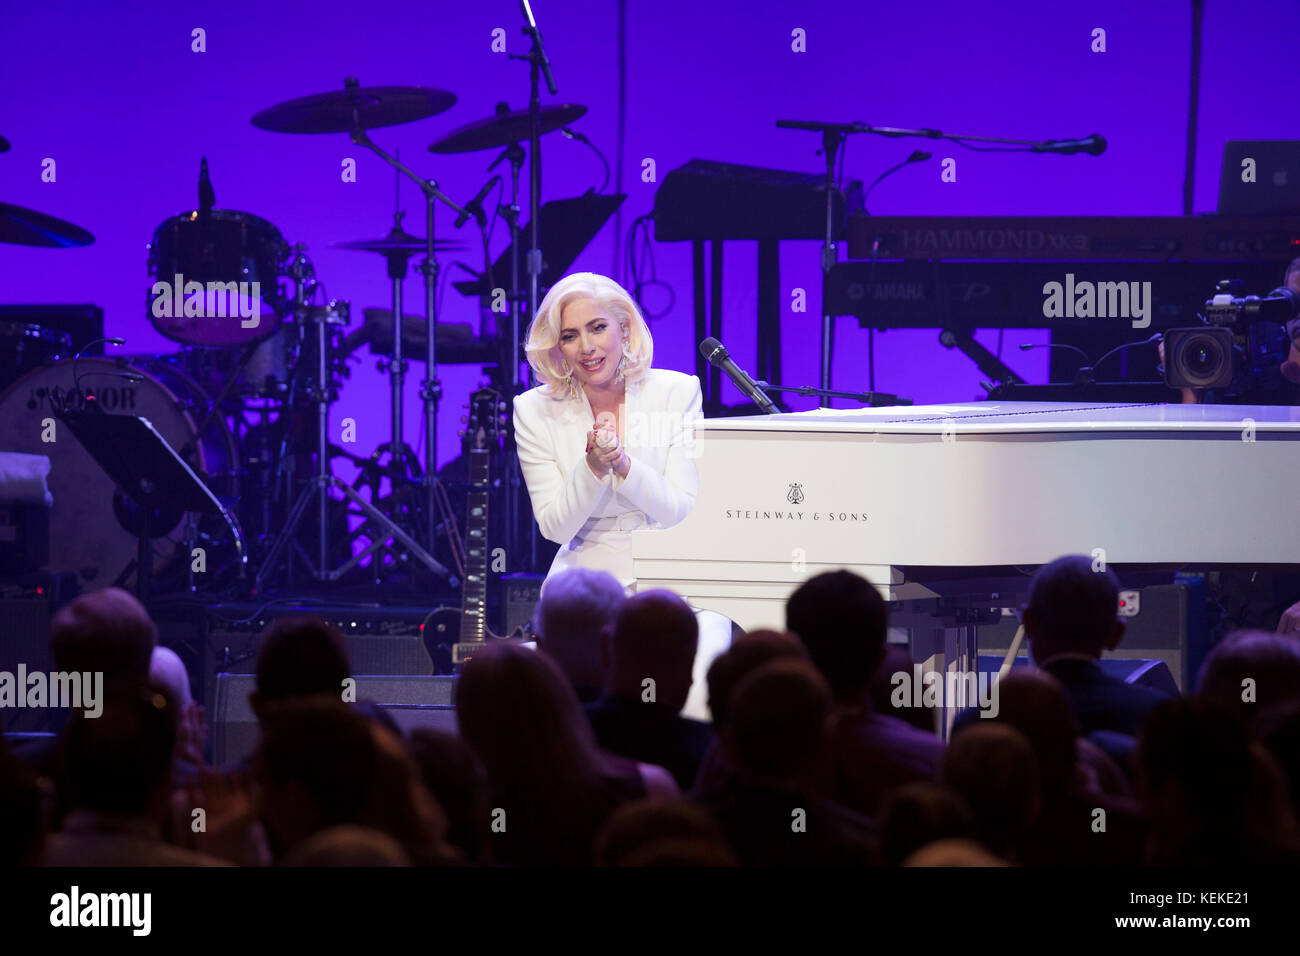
[{"xmin": 512, "ymin": 272, "xmax": 731, "ymax": 719}]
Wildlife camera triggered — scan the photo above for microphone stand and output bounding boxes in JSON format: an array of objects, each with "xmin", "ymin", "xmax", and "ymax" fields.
[{"xmin": 509, "ymin": 1, "xmax": 558, "ymax": 570}]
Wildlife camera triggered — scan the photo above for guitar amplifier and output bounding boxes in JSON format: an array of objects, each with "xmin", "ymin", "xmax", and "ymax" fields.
[
  {"xmin": 193, "ymin": 603, "xmax": 441, "ymax": 722},
  {"xmin": 212, "ymin": 674, "xmax": 458, "ymax": 767}
]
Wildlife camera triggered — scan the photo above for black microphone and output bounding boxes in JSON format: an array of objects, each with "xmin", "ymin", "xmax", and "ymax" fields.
[
  {"xmin": 1245, "ymin": 286, "xmax": 1300, "ymax": 322},
  {"xmin": 699, "ymin": 337, "xmax": 778, "ymax": 413},
  {"xmin": 1033, "ymin": 134, "xmax": 1107, "ymax": 156},
  {"xmin": 454, "ymin": 175, "xmax": 500, "ymax": 229},
  {"xmin": 862, "ymin": 150, "xmax": 931, "ymax": 211},
  {"xmin": 198, "ymin": 157, "xmax": 215, "ymax": 219}
]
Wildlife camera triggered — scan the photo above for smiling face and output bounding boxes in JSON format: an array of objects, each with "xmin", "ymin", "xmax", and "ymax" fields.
[{"xmin": 558, "ymin": 298, "xmax": 624, "ymax": 391}]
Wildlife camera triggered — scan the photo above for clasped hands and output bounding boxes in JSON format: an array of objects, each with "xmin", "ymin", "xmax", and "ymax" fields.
[{"xmin": 585, "ymin": 421, "xmax": 629, "ymax": 479}]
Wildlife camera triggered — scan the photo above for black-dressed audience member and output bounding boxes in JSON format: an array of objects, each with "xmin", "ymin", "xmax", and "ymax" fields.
[
  {"xmin": 594, "ymin": 798, "xmax": 736, "ymax": 866},
  {"xmin": 877, "ymin": 782, "xmax": 975, "ymax": 868},
  {"xmin": 0, "ymin": 723, "xmax": 44, "ymax": 866},
  {"xmin": 695, "ymin": 658, "xmax": 879, "ymax": 866},
  {"xmin": 693, "ymin": 629, "xmax": 810, "ymax": 798},
  {"xmin": 456, "ymin": 642, "xmax": 675, "ymax": 867},
  {"xmin": 408, "ymin": 729, "xmax": 492, "ymax": 864},
  {"xmin": 255, "ymin": 696, "xmax": 451, "ymax": 866},
  {"xmin": 1137, "ymin": 699, "xmax": 1300, "ymax": 865},
  {"xmin": 584, "ymin": 590, "xmax": 713, "ymax": 791},
  {"xmin": 1024, "ymin": 555, "xmax": 1173, "ymax": 735},
  {"xmin": 13, "ymin": 587, "xmax": 160, "ymax": 777},
  {"xmin": 534, "ymin": 567, "xmax": 625, "ymax": 704},
  {"xmin": 942, "ymin": 723, "xmax": 1040, "ymax": 863},
  {"xmin": 43, "ymin": 687, "xmax": 225, "ymax": 866},
  {"xmin": 1195, "ymin": 629, "xmax": 1300, "ymax": 731},
  {"xmin": 786, "ymin": 570, "xmax": 943, "ymax": 817}
]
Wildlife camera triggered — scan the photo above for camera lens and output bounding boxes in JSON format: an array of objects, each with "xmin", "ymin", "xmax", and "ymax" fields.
[{"xmin": 1171, "ymin": 331, "xmax": 1231, "ymax": 388}]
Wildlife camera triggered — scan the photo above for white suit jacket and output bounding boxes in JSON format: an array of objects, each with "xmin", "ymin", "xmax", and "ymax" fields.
[{"xmin": 513, "ymin": 368, "xmax": 703, "ymax": 588}]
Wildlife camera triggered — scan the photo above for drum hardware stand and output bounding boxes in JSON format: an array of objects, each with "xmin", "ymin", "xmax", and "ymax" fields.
[
  {"xmin": 253, "ymin": 287, "xmax": 450, "ymax": 589},
  {"xmin": 349, "ymin": 116, "xmax": 470, "ymax": 564}
]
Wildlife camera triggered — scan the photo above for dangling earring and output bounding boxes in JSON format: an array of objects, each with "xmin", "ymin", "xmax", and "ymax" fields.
[{"xmin": 613, "ymin": 325, "xmax": 630, "ymax": 384}]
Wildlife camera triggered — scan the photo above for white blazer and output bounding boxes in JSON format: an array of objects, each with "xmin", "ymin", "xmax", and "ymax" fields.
[{"xmin": 513, "ymin": 368, "xmax": 703, "ymax": 588}]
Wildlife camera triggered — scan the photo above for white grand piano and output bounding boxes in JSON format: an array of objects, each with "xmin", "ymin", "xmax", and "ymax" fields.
[{"xmin": 633, "ymin": 401, "xmax": 1300, "ymax": 656}]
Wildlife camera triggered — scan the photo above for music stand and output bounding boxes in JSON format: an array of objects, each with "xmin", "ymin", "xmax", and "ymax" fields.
[{"xmin": 54, "ymin": 403, "xmax": 227, "ymax": 602}]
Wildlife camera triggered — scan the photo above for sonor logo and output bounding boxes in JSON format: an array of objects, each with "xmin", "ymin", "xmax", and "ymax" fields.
[{"xmin": 1042, "ymin": 273, "xmax": 1151, "ymax": 329}]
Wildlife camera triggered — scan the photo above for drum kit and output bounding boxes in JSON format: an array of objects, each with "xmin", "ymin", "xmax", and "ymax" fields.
[{"xmin": 0, "ymin": 46, "xmax": 596, "ymax": 598}]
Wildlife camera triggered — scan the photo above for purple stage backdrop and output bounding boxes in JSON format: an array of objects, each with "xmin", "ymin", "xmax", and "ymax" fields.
[{"xmin": 3, "ymin": 0, "xmax": 1298, "ymax": 475}]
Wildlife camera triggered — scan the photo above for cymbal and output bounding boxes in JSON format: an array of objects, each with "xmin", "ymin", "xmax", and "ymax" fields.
[
  {"xmin": 332, "ymin": 226, "xmax": 465, "ymax": 255},
  {"xmin": 0, "ymin": 201, "xmax": 94, "ymax": 247},
  {"xmin": 429, "ymin": 103, "xmax": 588, "ymax": 153},
  {"xmin": 252, "ymin": 83, "xmax": 457, "ymax": 134}
]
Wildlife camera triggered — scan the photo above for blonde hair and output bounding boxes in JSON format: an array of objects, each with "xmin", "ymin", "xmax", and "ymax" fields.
[{"xmin": 523, "ymin": 272, "xmax": 653, "ymax": 399}]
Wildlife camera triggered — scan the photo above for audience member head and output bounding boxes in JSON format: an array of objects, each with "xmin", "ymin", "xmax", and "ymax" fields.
[
  {"xmin": 254, "ymin": 697, "xmax": 375, "ymax": 860},
  {"xmin": 535, "ymin": 568, "xmax": 625, "ymax": 695},
  {"xmin": 872, "ymin": 644, "xmax": 937, "ymax": 733},
  {"xmin": 1024, "ymin": 555, "xmax": 1124, "ymax": 662},
  {"xmin": 279, "ymin": 825, "xmax": 410, "ymax": 867},
  {"xmin": 786, "ymin": 570, "xmax": 888, "ymax": 704},
  {"xmin": 878, "ymin": 781, "xmax": 976, "ymax": 868},
  {"xmin": 1196, "ymin": 629, "xmax": 1300, "ymax": 729},
  {"xmin": 705, "ymin": 629, "xmax": 808, "ymax": 732},
  {"xmin": 455, "ymin": 642, "xmax": 616, "ymax": 864},
  {"xmin": 58, "ymin": 685, "xmax": 175, "ymax": 823},
  {"xmin": 148, "ymin": 646, "xmax": 204, "ymax": 765},
  {"xmin": 251, "ymin": 616, "xmax": 351, "ymax": 718},
  {"xmin": 594, "ymin": 798, "xmax": 732, "ymax": 866},
  {"xmin": 982, "ymin": 670, "xmax": 1080, "ymax": 799},
  {"xmin": 943, "ymin": 723, "xmax": 1041, "ymax": 861},
  {"xmin": 903, "ymin": 838, "xmax": 1008, "ymax": 867},
  {"xmin": 1136, "ymin": 699, "xmax": 1253, "ymax": 863},
  {"xmin": 606, "ymin": 589, "xmax": 698, "ymax": 711},
  {"xmin": 50, "ymin": 587, "xmax": 157, "ymax": 685},
  {"xmin": 361, "ymin": 720, "xmax": 452, "ymax": 865},
  {"xmin": 724, "ymin": 659, "xmax": 831, "ymax": 787},
  {"xmin": 408, "ymin": 729, "xmax": 492, "ymax": 864}
]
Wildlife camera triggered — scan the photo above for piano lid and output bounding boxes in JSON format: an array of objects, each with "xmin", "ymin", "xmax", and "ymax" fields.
[{"xmin": 692, "ymin": 401, "xmax": 1300, "ymax": 435}]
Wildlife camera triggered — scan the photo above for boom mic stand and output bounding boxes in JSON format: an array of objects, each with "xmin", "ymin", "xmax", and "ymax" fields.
[{"xmin": 349, "ymin": 121, "xmax": 470, "ymax": 564}]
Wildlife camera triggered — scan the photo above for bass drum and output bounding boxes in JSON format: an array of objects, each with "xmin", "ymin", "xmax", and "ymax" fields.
[{"xmin": 0, "ymin": 357, "xmax": 239, "ymax": 589}]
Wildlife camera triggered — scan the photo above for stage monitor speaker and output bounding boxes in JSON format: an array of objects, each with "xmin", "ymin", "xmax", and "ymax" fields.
[
  {"xmin": 195, "ymin": 603, "xmax": 439, "ymax": 726},
  {"xmin": 211, "ymin": 674, "xmax": 458, "ymax": 767}
]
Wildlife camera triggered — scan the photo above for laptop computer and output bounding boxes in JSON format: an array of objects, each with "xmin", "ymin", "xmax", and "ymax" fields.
[{"xmin": 1218, "ymin": 140, "xmax": 1300, "ymax": 215}]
